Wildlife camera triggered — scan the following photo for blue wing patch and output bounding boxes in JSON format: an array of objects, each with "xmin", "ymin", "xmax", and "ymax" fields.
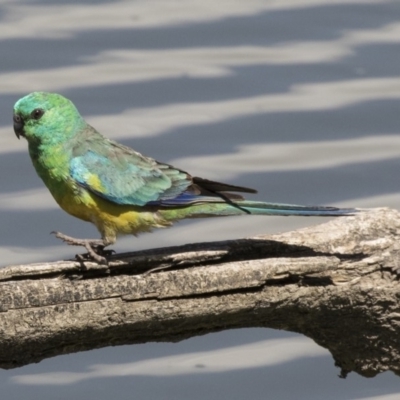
[{"xmin": 70, "ymin": 150, "xmax": 195, "ymax": 206}]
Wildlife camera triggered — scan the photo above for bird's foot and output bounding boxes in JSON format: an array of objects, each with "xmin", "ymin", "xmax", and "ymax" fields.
[{"xmin": 52, "ymin": 231, "xmax": 113, "ymax": 264}]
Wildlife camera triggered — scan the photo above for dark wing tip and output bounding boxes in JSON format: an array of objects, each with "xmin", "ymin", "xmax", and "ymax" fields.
[{"xmin": 193, "ymin": 177, "xmax": 257, "ymax": 194}]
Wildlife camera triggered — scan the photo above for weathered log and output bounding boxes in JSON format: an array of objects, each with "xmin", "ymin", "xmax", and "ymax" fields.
[{"xmin": 0, "ymin": 208, "xmax": 399, "ymax": 377}]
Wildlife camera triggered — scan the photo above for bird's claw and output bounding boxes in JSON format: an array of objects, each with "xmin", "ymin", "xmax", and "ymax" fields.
[
  {"xmin": 75, "ymin": 252, "xmax": 107, "ymax": 265},
  {"xmin": 52, "ymin": 231, "xmax": 112, "ymax": 264}
]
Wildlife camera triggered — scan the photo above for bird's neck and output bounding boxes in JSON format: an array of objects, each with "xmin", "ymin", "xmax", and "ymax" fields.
[{"xmin": 28, "ymin": 136, "xmax": 73, "ymax": 184}]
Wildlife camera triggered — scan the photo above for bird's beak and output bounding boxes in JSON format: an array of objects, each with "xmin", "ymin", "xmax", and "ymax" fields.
[{"xmin": 13, "ymin": 114, "xmax": 24, "ymax": 139}]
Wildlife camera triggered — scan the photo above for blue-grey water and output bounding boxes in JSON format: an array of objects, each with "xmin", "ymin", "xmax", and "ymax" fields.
[{"xmin": 1, "ymin": 0, "xmax": 400, "ymax": 398}]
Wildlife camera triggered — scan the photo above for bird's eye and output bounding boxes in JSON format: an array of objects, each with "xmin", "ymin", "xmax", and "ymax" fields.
[{"xmin": 31, "ymin": 108, "xmax": 45, "ymax": 120}]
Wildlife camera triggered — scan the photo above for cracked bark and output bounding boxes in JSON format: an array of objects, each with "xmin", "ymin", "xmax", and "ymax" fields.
[{"xmin": 1, "ymin": 208, "xmax": 400, "ymax": 378}]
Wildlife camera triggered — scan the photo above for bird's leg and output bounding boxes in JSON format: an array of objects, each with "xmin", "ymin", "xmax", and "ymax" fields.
[{"xmin": 52, "ymin": 231, "xmax": 112, "ymax": 264}]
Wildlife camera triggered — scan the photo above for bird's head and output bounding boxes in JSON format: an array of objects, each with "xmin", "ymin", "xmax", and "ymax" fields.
[{"xmin": 13, "ymin": 92, "xmax": 85, "ymax": 144}]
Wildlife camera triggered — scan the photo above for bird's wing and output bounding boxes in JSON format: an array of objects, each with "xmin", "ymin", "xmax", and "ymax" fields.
[
  {"xmin": 70, "ymin": 135, "xmax": 195, "ymax": 206},
  {"xmin": 70, "ymin": 128, "xmax": 257, "ymax": 207}
]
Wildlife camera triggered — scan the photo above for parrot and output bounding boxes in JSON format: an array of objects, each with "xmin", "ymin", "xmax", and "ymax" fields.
[{"xmin": 13, "ymin": 92, "xmax": 358, "ymax": 263}]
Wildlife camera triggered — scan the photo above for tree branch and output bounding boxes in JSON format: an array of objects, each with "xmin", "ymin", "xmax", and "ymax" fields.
[{"xmin": 1, "ymin": 208, "xmax": 399, "ymax": 377}]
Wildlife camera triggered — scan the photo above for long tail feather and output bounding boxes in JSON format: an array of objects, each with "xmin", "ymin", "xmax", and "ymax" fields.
[
  {"xmin": 236, "ymin": 201, "xmax": 358, "ymax": 216},
  {"xmin": 159, "ymin": 200, "xmax": 359, "ymax": 221}
]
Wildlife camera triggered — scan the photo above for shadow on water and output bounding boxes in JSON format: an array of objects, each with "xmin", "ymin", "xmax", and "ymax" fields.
[
  {"xmin": 0, "ymin": 1, "xmax": 398, "ymax": 75},
  {"xmin": 2, "ymin": 326, "xmax": 399, "ymax": 398},
  {"xmin": 4, "ymin": 333, "xmax": 399, "ymax": 400}
]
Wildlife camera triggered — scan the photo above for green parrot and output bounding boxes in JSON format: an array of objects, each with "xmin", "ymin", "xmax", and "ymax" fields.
[{"xmin": 13, "ymin": 92, "xmax": 358, "ymax": 263}]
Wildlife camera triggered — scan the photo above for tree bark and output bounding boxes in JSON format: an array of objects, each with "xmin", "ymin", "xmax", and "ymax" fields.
[{"xmin": 1, "ymin": 208, "xmax": 399, "ymax": 377}]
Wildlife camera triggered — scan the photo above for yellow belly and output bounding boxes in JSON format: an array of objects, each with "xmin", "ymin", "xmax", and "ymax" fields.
[{"xmin": 54, "ymin": 182, "xmax": 170, "ymax": 244}]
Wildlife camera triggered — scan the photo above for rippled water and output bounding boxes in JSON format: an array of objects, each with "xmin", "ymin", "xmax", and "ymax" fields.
[{"xmin": 1, "ymin": 0, "xmax": 399, "ymax": 398}]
